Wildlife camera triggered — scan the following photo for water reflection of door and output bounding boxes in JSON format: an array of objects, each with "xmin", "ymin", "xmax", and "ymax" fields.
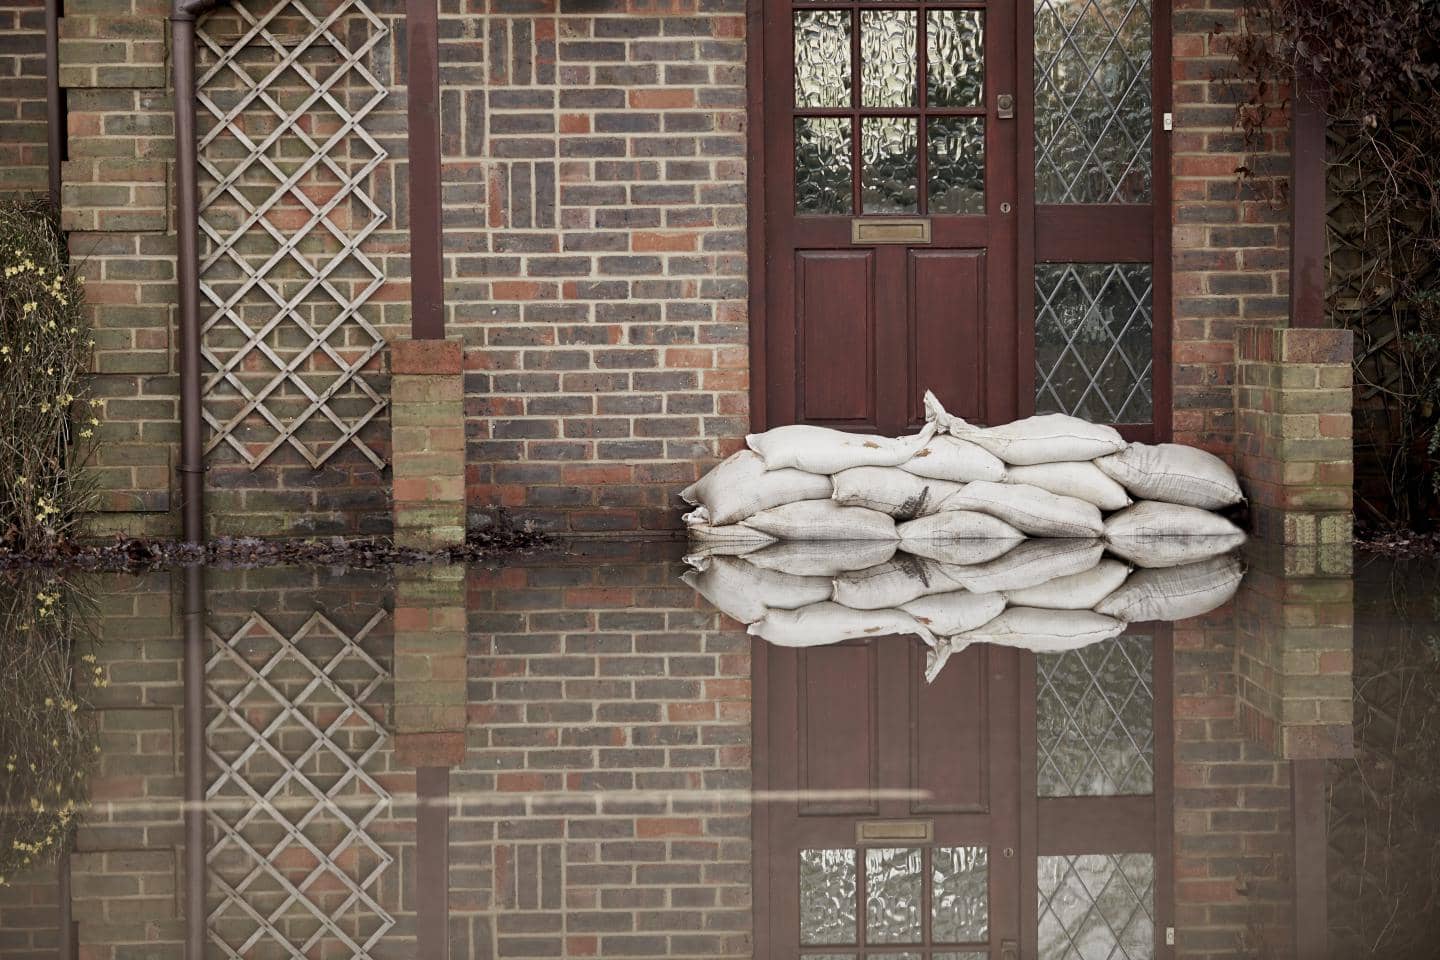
[{"xmin": 754, "ymin": 629, "xmax": 1172, "ymax": 959}]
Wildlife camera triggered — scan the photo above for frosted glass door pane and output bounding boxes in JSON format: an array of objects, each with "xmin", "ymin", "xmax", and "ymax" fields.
[
  {"xmin": 795, "ymin": 10, "xmax": 852, "ymax": 108},
  {"xmin": 795, "ymin": 117, "xmax": 854, "ymax": 215},
  {"xmin": 927, "ymin": 10, "xmax": 984, "ymax": 107},
  {"xmin": 933, "ymin": 846, "xmax": 989, "ymax": 943},
  {"xmin": 862, "ymin": 117, "xmax": 919, "ymax": 214},
  {"xmin": 865, "ymin": 847, "xmax": 924, "ymax": 943},
  {"xmin": 801, "ymin": 849, "xmax": 857, "ymax": 945},
  {"xmin": 861, "ymin": 11, "xmax": 918, "ymax": 108}
]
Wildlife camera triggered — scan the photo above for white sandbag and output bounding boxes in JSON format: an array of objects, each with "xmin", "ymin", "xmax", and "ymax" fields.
[
  {"xmin": 744, "ymin": 540, "xmax": 898, "ymax": 577},
  {"xmin": 682, "ymin": 542, "xmax": 769, "ymax": 563},
  {"xmin": 746, "ymin": 500, "xmax": 900, "ymax": 541},
  {"xmin": 902, "ymin": 591, "xmax": 1006, "ymax": 636},
  {"xmin": 1103, "ymin": 501, "xmax": 1246, "ymax": 568},
  {"xmin": 1095, "ymin": 554, "xmax": 1245, "ymax": 623},
  {"xmin": 956, "ymin": 607, "xmax": 1125, "ymax": 652},
  {"xmin": 1003, "ymin": 558, "xmax": 1131, "ymax": 610},
  {"xmin": 900, "ymin": 434, "xmax": 1006, "ymax": 483},
  {"xmin": 946, "ymin": 539, "xmax": 1105, "ymax": 594},
  {"xmin": 748, "ymin": 602, "xmax": 935, "ymax": 648},
  {"xmin": 832, "ymin": 555, "xmax": 962, "ymax": 611},
  {"xmin": 831, "ymin": 467, "xmax": 965, "ymax": 520},
  {"xmin": 1104, "ymin": 500, "xmax": 1245, "ymax": 539},
  {"xmin": 899, "ymin": 536, "xmax": 1023, "ymax": 567},
  {"xmin": 897, "ymin": 510, "xmax": 1025, "ymax": 542},
  {"xmin": 925, "ymin": 637, "xmax": 973, "ymax": 682},
  {"xmin": 681, "ymin": 555, "xmax": 833, "ymax": 623},
  {"xmin": 680, "ymin": 450, "xmax": 832, "ymax": 526},
  {"xmin": 684, "ymin": 522, "xmax": 776, "ymax": 547},
  {"xmin": 941, "ymin": 481, "xmax": 1104, "ymax": 538},
  {"xmin": 924, "ymin": 391, "xmax": 1125, "ymax": 465},
  {"xmin": 1003, "ymin": 462, "xmax": 1132, "ymax": 512},
  {"xmin": 1095, "ymin": 443, "xmax": 1244, "ymax": 509},
  {"xmin": 746, "ymin": 423, "xmax": 937, "ymax": 475}
]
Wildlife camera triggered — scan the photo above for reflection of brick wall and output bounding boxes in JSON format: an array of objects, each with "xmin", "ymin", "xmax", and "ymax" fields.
[
  {"xmin": 1172, "ymin": 605, "xmax": 1295, "ymax": 960},
  {"xmin": 0, "ymin": 861, "xmax": 60, "ymax": 960},
  {"xmin": 0, "ymin": 0, "xmax": 46, "ymax": 198},
  {"xmin": 457, "ymin": 554, "xmax": 753, "ymax": 957},
  {"xmin": 1171, "ymin": 8, "xmax": 1292, "ymax": 462}
]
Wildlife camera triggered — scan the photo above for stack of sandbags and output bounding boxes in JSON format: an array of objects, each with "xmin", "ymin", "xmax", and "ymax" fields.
[
  {"xmin": 681, "ymin": 391, "xmax": 1248, "ymax": 557},
  {"xmin": 681, "ymin": 538, "xmax": 1245, "ymax": 683}
]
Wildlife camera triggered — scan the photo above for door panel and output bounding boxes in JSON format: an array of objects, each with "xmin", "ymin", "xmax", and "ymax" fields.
[
  {"xmin": 798, "ymin": 249, "xmax": 877, "ymax": 427},
  {"xmin": 798, "ymin": 640, "xmax": 880, "ymax": 815},
  {"xmin": 909, "ymin": 249, "xmax": 985, "ymax": 429},
  {"xmin": 766, "ymin": 0, "xmax": 1018, "ymax": 436}
]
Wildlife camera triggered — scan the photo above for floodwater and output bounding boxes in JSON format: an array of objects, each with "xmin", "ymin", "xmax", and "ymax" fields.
[{"xmin": 0, "ymin": 539, "xmax": 1436, "ymax": 960}]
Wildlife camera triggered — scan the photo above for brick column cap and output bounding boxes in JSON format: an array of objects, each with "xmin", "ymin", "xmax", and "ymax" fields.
[{"xmin": 391, "ymin": 337, "xmax": 464, "ymax": 376}]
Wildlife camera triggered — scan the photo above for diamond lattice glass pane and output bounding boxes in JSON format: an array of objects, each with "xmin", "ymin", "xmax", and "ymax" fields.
[
  {"xmin": 802, "ymin": 849, "xmax": 858, "ymax": 944},
  {"xmin": 862, "ymin": 11, "xmax": 917, "ymax": 108},
  {"xmin": 927, "ymin": 10, "xmax": 984, "ymax": 107},
  {"xmin": 928, "ymin": 117, "xmax": 985, "ymax": 214},
  {"xmin": 933, "ymin": 846, "xmax": 989, "ymax": 943},
  {"xmin": 796, "ymin": 117, "xmax": 854, "ymax": 215},
  {"xmin": 862, "ymin": 117, "xmax": 919, "ymax": 213},
  {"xmin": 795, "ymin": 10, "xmax": 852, "ymax": 108},
  {"xmin": 1034, "ymin": 0, "xmax": 1153, "ymax": 203},
  {"xmin": 1035, "ymin": 263, "xmax": 1154, "ymax": 424},
  {"xmin": 865, "ymin": 847, "xmax": 923, "ymax": 943},
  {"xmin": 1037, "ymin": 635, "xmax": 1155, "ymax": 797},
  {"xmin": 1038, "ymin": 854, "xmax": 1155, "ymax": 960}
]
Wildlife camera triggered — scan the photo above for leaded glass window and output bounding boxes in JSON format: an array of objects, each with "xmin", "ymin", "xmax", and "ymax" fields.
[
  {"xmin": 1034, "ymin": 263, "xmax": 1154, "ymax": 424},
  {"xmin": 1037, "ymin": 854, "xmax": 1155, "ymax": 960},
  {"xmin": 1034, "ymin": 0, "xmax": 1153, "ymax": 204}
]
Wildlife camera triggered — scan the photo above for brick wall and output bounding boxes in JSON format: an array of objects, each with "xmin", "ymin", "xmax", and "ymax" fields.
[
  {"xmin": 441, "ymin": 1, "xmax": 751, "ymax": 534},
  {"xmin": 0, "ymin": 0, "xmax": 47, "ymax": 198},
  {"xmin": 0, "ymin": 862, "xmax": 59, "ymax": 960},
  {"xmin": 1170, "ymin": 1, "xmax": 1293, "ymax": 462}
]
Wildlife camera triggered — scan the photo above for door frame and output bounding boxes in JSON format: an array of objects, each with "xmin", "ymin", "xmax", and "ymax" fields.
[{"xmin": 746, "ymin": 0, "xmax": 1173, "ymax": 439}]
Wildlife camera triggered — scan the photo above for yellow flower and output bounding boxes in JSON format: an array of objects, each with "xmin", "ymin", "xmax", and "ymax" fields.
[
  {"xmin": 80, "ymin": 429, "xmax": 93, "ymax": 439},
  {"xmin": 22, "ymin": 301, "xmax": 36, "ymax": 314}
]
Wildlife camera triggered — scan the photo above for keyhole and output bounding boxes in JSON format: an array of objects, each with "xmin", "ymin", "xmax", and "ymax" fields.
[{"xmin": 1000, "ymin": 202, "xmax": 1012, "ymax": 214}]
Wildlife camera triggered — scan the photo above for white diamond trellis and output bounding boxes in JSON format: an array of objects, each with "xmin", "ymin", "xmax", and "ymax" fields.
[
  {"xmin": 206, "ymin": 608, "xmax": 394, "ymax": 960},
  {"xmin": 196, "ymin": 0, "xmax": 390, "ymax": 469}
]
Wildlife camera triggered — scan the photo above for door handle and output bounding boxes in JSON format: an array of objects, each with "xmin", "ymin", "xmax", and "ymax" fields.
[
  {"xmin": 996, "ymin": 93, "xmax": 1015, "ymax": 119},
  {"xmin": 1001, "ymin": 939, "xmax": 1018, "ymax": 960}
]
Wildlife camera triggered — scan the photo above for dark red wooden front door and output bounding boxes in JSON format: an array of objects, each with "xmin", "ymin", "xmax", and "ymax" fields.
[
  {"xmin": 763, "ymin": 0, "xmax": 1019, "ymax": 435},
  {"xmin": 759, "ymin": 0, "xmax": 1173, "ymax": 439}
]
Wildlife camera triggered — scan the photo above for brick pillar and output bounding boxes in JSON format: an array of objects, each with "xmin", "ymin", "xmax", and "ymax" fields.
[
  {"xmin": 390, "ymin": 339, "xmax": 466, "ymax": 549},
  {"xmin": 1235, "ymin": 327, "xmax": 1355, "ymax": 546},
  {"xmin": 1236, "ymin": 546, "xmax": 1355, "ymax": 762}
]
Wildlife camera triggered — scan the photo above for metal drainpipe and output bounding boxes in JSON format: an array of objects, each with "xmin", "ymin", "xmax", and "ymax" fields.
[
  {"xmin": 170, "ymin": 0, "xmax": 225, "ymax": 544},
  {"xmin": 45, "ymin": 0, "xmax": 62, "ymax": 203}
]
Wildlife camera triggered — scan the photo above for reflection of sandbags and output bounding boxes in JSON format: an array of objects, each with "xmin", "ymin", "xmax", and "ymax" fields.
[
  {"xmin": 902, "ymin": 590, "xmax": 1006, "ymax": 636},
  {"xmin": 1095, "ymin": 443, "xmax": 1244, "ymax": 509},
  {"xmin": 956, "ymin": 607, "xmax": 1125, "ymax": 651},
  {"xmin": 681, "ymin": 556, "xmax": 833, "ymax": 623},
  {"xmin": 747, "ymin": 602, "xmax": 935, "ymax": 648},
  {"xmin": 897, "ymin": 510, "xmax": 1024, "ymax": 542},
  {"xmin": 924, "ymin": 391, "xmax": 1125, "ymax": 465},
  {"xmin": 747, "ymin": 423, "xmax": 937, "ymax": 475},
  {"xmin": 1095, "ymin": 554, "xmax": 1245, "ymax": 622},
  {"xmin": 1003, "ymin": 462, "xmax": 1131, "ymax": 512},
  {"xmin": 744, "ymin": 540, "xmax": 898, "ymax": 577},
  {"xmin": 1103, "ymin": 501, "xmax": 1246, "ymax": 567},
  {"xmin": 899, "ymin": 536, "xmax": 1021, "ymax": 567},
  {"xmin": 684, "ymin": 522, "xmax": 776, "ymax": 547},
  {"xmin": 746, "ymin": 500, "xmax": 900, "ymax": 541},
  {"xmin": 1105, "ymin": 533, "xmax": 1247, "ymax": 569},
  {"xmin": 832, "ymin": 555, "xmax": 963, "ymax": 611},
  {"xmin": 900, "ymin": 434, "xmax": 1006, "ymax": 483},
  {"xmin": 831, "ymin": 467, "xmax": 965, "ymax": 520},
  {"xmin": 942, "ymin": 481, "xmax": 1104, "ymax": 538},
  {"xmin": 1003, "ymin": 558, "xmax": 1131, "ymax": 610},
  {"xmin": 947, "ymin": 538, "xmax": 1105, "ymax": 593},
  {"xmin": 680, "ymin": 450, "xmax": 832, "ymax": 526}
]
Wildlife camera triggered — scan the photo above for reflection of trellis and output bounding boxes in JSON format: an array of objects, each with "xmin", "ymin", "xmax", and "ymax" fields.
[
  {"xmin": 206, "ymin": 609, "xmax": 393, "ymax": 959},
  {"xmin": 196, "ymin": 0, "xmax": 389, "ymax": 469}
]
